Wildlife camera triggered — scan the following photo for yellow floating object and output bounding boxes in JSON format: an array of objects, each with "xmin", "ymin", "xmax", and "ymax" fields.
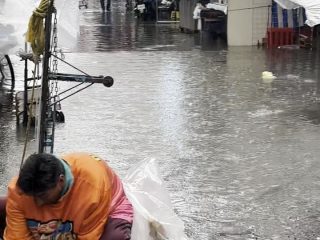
[{"xmin": 262, "ymin": 71, "xmax": 276, "ymax": 80}]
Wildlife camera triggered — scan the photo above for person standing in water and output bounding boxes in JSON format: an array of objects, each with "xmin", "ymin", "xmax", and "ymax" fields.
[{"xmin": 100, "ymin": 0, "xmax": 111, "ymax": 11}]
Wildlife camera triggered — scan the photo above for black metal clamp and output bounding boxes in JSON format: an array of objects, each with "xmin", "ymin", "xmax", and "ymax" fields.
[{"xmin": 47, "ymin": 72, "xmax": 114, "ymax": 107}]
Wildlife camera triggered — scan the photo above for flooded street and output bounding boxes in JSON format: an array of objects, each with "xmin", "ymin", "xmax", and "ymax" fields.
[{"xmin": 2, "ymin": 0, "xmax": 320, "ymax": 239}]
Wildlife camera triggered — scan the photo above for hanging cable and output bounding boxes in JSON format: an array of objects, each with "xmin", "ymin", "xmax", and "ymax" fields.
[{"xmin": 20, "ymin": 63, "xmax": 39, "ymax": 170}]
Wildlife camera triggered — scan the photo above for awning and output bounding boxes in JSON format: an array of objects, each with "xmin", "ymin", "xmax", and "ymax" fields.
[{"xmin": 274, "ymin": 0, "xmax": 320, "ymax": 27}]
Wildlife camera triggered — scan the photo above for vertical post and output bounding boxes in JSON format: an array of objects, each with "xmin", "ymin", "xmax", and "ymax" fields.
[
  {"xmin": 310, "ymin": 27, "xmax": 314, "ymax": 49},
  {"xmin": 38, "ymin": 1, "xmax": 54, "ymax": 153},
  {"xmin": 156, "ymin": 0, "xmax": 158, "ymax": 23},
  {"xmin": 51, "ymin": 99, "xmax": 56, "ymax": 153},
  {"xmin": 23, "ymin": 43, "xmax": 28, "ymax": 125}
]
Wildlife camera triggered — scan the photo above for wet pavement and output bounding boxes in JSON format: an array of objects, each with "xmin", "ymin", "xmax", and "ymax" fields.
[{"xmin": 2, "ymin": 0, "xmax": 320, "ymax": 239}]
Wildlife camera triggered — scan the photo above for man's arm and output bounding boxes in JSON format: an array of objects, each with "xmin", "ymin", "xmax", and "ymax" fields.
[
  {"xmin": 77, "ymin": 193, "xmax": 112, "ymax": 240},
  {"xmin": 4, "ymin": 180, "xmax": 33, "ymax": 240}
]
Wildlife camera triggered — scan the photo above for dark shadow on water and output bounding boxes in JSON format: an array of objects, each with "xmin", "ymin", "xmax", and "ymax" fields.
[
  {"xmin": 0, "ymin": 90, "xmax": 14, "ymax": 116},
  {"xmin": 200, "ymin": 32, "xmax": 227, "ymax": 51},
  {"xmin": 101, "ymin": 11, "xmax": 112, "ymax": 25},
  {"xmin": 300, "ymin": 105, "xmax": 320, "ymax": 124}
]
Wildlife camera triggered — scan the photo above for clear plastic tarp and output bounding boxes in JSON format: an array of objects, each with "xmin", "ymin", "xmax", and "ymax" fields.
[
  {"xmin": 0, "ymin": 0, "xmax": 79, "ymax": 54},
  {"xmin": 274, "ymin": 0, "xmax": 320, "ymax": 27},
  {"xmin": 123, "ymin": 158, "xmax": 188, "ymax": 240}
]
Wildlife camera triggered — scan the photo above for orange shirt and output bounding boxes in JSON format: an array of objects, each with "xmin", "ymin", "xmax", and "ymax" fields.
[{"xmin": 4, "ymin": 152, "xmax": 131, "ymax": 240}]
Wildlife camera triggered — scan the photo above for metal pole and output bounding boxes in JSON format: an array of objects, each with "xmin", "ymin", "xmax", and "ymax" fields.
[
  {"xmin": 23, "ymin": 42, "xmax": 28, "ymax": 125},
  {"xmin": 38, "ymin": 1, "xmax": 54, "ymax": 153}
]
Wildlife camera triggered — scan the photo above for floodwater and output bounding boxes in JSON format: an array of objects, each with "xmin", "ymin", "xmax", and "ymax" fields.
[{"xmin": 1, "ymin": 0, "xmax": 320, "ymax": 239}]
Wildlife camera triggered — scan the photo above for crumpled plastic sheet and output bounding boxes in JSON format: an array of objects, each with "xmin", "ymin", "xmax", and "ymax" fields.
[
  {"xmin": 123, "ymin": 158, "xmax": 188, "ymax": 240},
  {"xmin": 0, "ymin": 0, "xmax": 79, "ymax": 54}
]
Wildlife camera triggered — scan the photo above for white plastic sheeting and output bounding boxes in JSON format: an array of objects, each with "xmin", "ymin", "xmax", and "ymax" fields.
[
  {"xmin": 123, "ymin": 158, "xmax": 188, "ymax": 240},
  {"xmin": 0, "ymin": 0, "xmax": 79, "ymax": 54},
  {"xmin": 274, "ymin": 0, "xmax": 320, "ymax": 27},
  {"xmin": 206, "ymin": 3, "xmax": 228, "ymax": 15}
]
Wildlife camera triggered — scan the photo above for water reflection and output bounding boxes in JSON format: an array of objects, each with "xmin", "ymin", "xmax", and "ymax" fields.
[
  {"xmin": 78, "ymin": 1, "xmax": 227, "ymax": 52},
  {"xmin": 265, "ymin": 49, "xmax": 320, "ymax": 124}
]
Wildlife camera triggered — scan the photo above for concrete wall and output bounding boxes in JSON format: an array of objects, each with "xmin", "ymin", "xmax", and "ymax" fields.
[{"xmin": 228, "ymin": 0, "xmax": 271, "ymax": 46}]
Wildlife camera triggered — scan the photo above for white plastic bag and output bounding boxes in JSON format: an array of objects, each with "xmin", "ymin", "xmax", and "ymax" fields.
[
  {"xmin": 193, "ymin": 4, "xmax": 203, "ymax": 31},
  {"xmin": 0, "ymin": 0, "xmax": 79, "ymax": 54},
  {"xmin": 123, "ymin": 158, "xmax": 188, "ymax": 240}
]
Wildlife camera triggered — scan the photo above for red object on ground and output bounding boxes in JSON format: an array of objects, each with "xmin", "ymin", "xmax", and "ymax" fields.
[{"xmin": 267, "ymin": 27, "xmax": 294, "ymax": 48}]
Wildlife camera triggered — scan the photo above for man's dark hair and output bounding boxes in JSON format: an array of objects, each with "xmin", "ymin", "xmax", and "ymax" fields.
[{"xmin": 17, "ymin": 153, "xmax": 65, "ymax": 195}]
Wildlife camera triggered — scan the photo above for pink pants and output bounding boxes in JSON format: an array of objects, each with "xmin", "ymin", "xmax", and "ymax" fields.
[
  {"xmin": 100, "ymin": 218, "xmax": 132, "ymax": 240},
  {"xmin": 0, "ymin": 196, "xmax": 5, "ymax": 238},
  {"xmin": 0, "ymin": 196, "xmax": 131, "ymax": 240}
]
